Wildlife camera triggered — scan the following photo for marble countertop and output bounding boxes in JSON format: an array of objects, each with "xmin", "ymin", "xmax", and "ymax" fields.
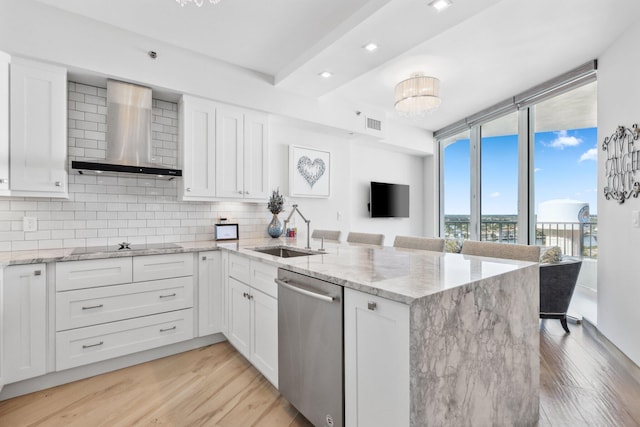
[{"xmin": 0, "ymin": 238, "xmax": 536, "ymax": 305}]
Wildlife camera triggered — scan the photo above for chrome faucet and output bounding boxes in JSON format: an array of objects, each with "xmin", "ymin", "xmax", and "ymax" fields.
[{"xmin": 283, "ymin": 204, "xmax": 311, "ymax": 249}]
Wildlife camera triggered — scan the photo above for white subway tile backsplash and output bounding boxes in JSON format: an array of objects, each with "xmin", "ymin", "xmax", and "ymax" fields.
[
  {"xmin": 76, "ymin": 83, "xmax": 97, "ymax": 95},
  {"xmin": 12, "ymin": 241, "xmax": 38, "ymax": 251}
]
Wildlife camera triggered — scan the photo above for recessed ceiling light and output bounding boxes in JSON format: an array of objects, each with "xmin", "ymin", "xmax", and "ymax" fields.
[
  {"xmin": 319, "ymin": 71, "xmax": 333, "ymax": 79},
  {"xmin": 429, "ymin": 0, "xmax": 452, "ymax": 12},
  {"xmin": 363, "ymin": 42, "xmax": 378, "ymax": 52}
]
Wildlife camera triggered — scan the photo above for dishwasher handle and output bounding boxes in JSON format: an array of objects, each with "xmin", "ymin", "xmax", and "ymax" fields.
[{"xmin": 275, "ymin": 278, "xmax": 336, "ymax": 303}]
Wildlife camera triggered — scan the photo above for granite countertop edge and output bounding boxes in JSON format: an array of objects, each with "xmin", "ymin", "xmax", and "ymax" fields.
[{"xmin": 0, "ymin": 238, "xmax": 537, "ymax": 305}]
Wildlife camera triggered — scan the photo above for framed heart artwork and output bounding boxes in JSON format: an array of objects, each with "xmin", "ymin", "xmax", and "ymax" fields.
[{"xmin": 289, "ymin": 145, "xmax": 331, "ymax": 198}]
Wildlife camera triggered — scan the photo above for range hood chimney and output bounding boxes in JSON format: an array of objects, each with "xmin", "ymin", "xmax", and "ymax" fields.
[{"xmin": 72, "ymin": 80, "xmax": 182, "ymax": 179}]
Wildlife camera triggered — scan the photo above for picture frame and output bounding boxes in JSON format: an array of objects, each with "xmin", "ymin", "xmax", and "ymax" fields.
[
  {"xmin": 289, "ymin": 145, "xmax": 331, "ymax": 198},
  {"xmin": 214, "ymin": 223, "xmax": 239, "ymax": 241}
]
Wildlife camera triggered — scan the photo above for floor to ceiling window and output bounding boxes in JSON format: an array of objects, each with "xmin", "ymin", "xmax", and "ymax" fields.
[
  {"xmin": 441, "ymin": 130, "xmax": 471, "ymax": 241},
  {"xmin": 436, "ymin": 63, "xmax": 598, "ymax": 320},
  {"xmin": 533, "ymin": 81, "xmax": 597, "ymax": 296},
  {"xmin": 480, "ymin": 112, "xmax": 519, "ymax": 242}
]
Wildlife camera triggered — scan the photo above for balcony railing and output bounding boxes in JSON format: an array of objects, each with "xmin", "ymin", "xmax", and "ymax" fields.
[{"xmin": 444, "ymin": 218, "xmax": 597, "ymax": 258}]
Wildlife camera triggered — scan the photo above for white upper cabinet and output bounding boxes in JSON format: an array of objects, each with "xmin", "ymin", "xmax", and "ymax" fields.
[
  {"xmin": 215, "ymin": 106, "xmax": 245, "ymax": 198},
  {"xmin": 180, "ymin": 96, "xmax": 269, "ymax": 201},
  {"xmin": 243, "ymin": 111, "xmax": 269, "ymax": 199},
  {"xmin": 216, "ymin": 105, "xmax": 269, "ymax": 200},
  {"xmin": 0, "ymin": 52, "xmax": 9, "ymax": 196},
  {"xmin": 180, "ymin": 95, "xmax": 216, "ymax": 200},
  {"xmin": 10, "ymin": 57, "xmax": 67, "ymax": 197}
]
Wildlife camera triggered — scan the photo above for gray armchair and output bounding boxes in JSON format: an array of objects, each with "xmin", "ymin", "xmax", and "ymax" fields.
[{"xmin": 539, "ymin": 259, "xmax": 582, "ymax": 333}]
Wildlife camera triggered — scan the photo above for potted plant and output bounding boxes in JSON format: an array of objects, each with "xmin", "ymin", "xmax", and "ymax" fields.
[{"xmin": 267, "ymin": 188, "xmax": 285, "ymax": 238}]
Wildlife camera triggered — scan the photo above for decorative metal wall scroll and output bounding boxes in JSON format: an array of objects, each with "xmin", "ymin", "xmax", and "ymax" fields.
[{"xmin": 603, "ymin": 124, "xmax": 640, "ymax": 204}]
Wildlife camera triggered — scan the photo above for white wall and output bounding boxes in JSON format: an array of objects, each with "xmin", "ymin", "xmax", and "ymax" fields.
[
  {"xmin": 597, "ymin": 21, "xmax": 640, "ymax": 366},
  {"xmin": 348, "ymin": 141, "xmax": 426, "ymax": 245},
  {"xmin": 269, "ymin": 117, "xmax": 429, "ymax": 245}
]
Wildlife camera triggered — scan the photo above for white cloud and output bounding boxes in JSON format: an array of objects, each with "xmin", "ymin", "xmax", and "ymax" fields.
[
  {"xmin": 534, "ymin": 168, "xmax": 542, "ymax": 173},
  {"xmin": 547, "ymin": 130, "xmax": 583, "ymax": 149},
  {"xmin": 490, "ymin": 192, "xmax": 500, "ymax": 198},
  {"xmin": 579, "ymin": 147, "xmax": 598, "ymax": 162}
]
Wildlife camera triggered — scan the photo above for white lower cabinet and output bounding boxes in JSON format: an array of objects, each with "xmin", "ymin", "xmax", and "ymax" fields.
[
  {"xmin": 198, "ymin": 251, "xmax": 225, "ymax": 336},
  {"xmin": 226, "ymin": 254, "xmax": 278, "ymax": 388},
  {"xmin": 56, "ymin": 309, "xmax": 194, "ymax": 371},
  {"xmin": 55, "ymin": 254, "xmax": 194, "ymax": 371},
  {"xmin": 3, "ymin": 264, "xmax": 47, "ymax": 384},
  {"xmin": 344, "ymin": 288, "xmax": 410, "ymax": 427},
  {"xmin": 56, "ymin": 276, "xmax": 193, "ymax": 331},
  {"xmin": 0, "ymin": 270, "xmax": 3, "ymax": 392},
  {"xmin": 250, "ymin": 288, "xmax": 278, "ymax": 384},
  {"xmin": 228, "ymin": 278, "xmax": 252, "ymax": 358}
]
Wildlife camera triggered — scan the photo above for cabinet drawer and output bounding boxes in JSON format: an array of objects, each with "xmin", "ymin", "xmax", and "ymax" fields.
[
  {"xmin": 56, "ymin": 308, "xmax": 194, "ymax": 371},
  {"xmin": 56, "ymin": 258, "xmax": 133, "ymax": 291},
  {"xmin": 133, "ymin": 253, "xmax": 193, "ymax": 282},
  {"xmin": 228, "ymin": 253, "xmax": 250, "ymax": 284},
  {"xmin": 250, "ymin": 261, "xmax": 278, "ymax": 298},
  {"xmin": 56, "ymin": 276, "xmax": 194, "ymax": 331}
]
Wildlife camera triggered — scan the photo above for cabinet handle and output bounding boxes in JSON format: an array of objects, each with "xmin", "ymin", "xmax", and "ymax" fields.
[
  {"xmin": 245, "ymin": 191, "xmax": 249, "ymax": 195},
  {"xmin": 237, "ymin": 190, "xmax": 243, "ymax": 194},
  {"xmin": 55, "ymin": 181, "xmax": 62, "ymax": 187},
  {"xmin": 243, "ymin": 292, "xmax": 248, "ymax": 299},
  {"xmin": 367, "ymin": 302, "xmax": 377, "ymax": 311},
  {"xmin": 186, "ymin": 187, "xmax": 191, "ymax": 192},
  {"xmin": 159, "ymin": 293, "xmax": 177, "ymax": 299},
  {"xmin": 82, "ymin": 341, "xmax": 104, "ymax": 349},
  {"xmin": 0, "ymin": 178, "xmax": 6, "ymax": 184},
  {"xmin": 249, "ymin": 294, "xmax": 254, "ymax": 300},
  {"xmin": 202, "ymin": 256, "xmax": 207, "ymax": 261},
  {"xmin": 82, "ymin": 304, "xmax": 104, "ymax": 310},
  {"xmin": 34, "ymin": 270, "xmax": 42, "ymax": 276},
  {"xmin": 160, "ymin": 326, "xmax": 177, "ymax": 332}
]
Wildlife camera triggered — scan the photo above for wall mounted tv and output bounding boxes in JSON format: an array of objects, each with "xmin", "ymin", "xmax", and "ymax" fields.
[{"xmin": 369, "ymin": 181, "xmax": 410, "ymax": 218}]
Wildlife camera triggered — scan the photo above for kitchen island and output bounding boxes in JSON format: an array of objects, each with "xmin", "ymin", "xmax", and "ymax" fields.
[{"xmin": 0, "ymin": 238, "xmax": 539, "ymax": 426}]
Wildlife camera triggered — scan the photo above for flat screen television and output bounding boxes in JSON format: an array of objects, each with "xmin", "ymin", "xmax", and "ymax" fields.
[{"xmin": 370, "ymin": 181, "xmax": 410, "ymax": 218}]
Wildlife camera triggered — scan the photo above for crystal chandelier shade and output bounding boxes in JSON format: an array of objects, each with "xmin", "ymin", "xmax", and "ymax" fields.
[
  {"xmin": 176, "ymin": 0, "xmax": 221, "ymax": 7},
  {"xmin": 394, "ymin": 73, "xmax": 441, "ymax": 116}
]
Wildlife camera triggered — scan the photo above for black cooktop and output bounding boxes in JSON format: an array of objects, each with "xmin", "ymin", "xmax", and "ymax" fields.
[{"xmin": 70, "ymin": 242, "xmax": 181, "ymax": 255}]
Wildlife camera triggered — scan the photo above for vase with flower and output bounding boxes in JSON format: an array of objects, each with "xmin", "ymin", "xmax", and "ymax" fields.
[{"xmin": 267, "ymin": 188, "xmax": 285, "ymax": 238}]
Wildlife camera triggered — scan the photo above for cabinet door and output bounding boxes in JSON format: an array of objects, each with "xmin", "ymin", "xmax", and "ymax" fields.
[
  {"xmin": 250, "ymin": 289, "xmax": 278, "ymax": 388},
  {"xmin": 0, "ymin": 269, "xmax": 4, "ymax": 392},
  {"xmin": 220, "ymin": 250, "xmax": 229, "ymax": 337},
  {"xmin": 344, "ymin": 289, "xmax": 410, "ymax": 427},
  {"xmin": 215, "ymin": 106, "xmax": 245, "ymax": 198},
  {"xmin": 198, "ymin": 251, "xmax": 224, "ymax": 336},
  {"xmin": 180, "ymin": 95, "xmax": 216, "ymax": 200},
  {"xmin": 243, "ymin": 112, "xmax": 269, "ymax": 199},
  {"xmin": 227, "ymin": 277, "xmax": 251, "ymax": 360},
  {"xmin": 3, "ymin": 264, "xmax": 47, "ymax": 384},
  {"xmin": 10, "ymin": 57, "xmax": 67, "ymax": 197},
  {"xmin": 0, "ymin": 52, "xmax": 9, "ymax": 195}
]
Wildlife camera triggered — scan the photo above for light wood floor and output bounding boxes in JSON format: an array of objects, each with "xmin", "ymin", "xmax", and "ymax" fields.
[{"xmin": 1, "ymin": 320, "xmax": 640, "ymax": 426}]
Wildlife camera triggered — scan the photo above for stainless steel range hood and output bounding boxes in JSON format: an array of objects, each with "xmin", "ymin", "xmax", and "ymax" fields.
[{"xmin": 71, "ymin": 80, "xmax": 182, "ymax": 179}]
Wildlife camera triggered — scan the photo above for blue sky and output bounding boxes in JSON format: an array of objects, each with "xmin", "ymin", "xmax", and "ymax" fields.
[{"xmin": 443, "ymin": 127, "xmax": 598, "ymax": 215}]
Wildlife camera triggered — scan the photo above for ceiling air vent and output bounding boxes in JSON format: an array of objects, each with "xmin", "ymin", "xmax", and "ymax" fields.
[{"xmin": 366, "ymin": 117, "xmax": 382, "ymax": 132}]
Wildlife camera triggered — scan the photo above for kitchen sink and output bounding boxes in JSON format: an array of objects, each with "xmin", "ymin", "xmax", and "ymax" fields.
[{"xmin": 250, "ymin": 246, "xmax": 321, "ymax": 258}]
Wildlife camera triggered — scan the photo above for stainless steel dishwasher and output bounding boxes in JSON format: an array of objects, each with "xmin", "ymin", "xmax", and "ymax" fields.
[{"xmin": 276, "ymin": 268, "xmax": 343, "ymax": 427}]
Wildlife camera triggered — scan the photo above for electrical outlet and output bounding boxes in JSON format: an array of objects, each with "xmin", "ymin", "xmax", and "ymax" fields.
[{"xmin": 23, "ymin": 216, "xmax": 37, "ymax": 232}]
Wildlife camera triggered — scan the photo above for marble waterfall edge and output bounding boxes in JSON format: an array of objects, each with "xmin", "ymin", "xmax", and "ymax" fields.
[{"xmin": 409, "ymin": 264, "xmax": 539, "ymax": 426}]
